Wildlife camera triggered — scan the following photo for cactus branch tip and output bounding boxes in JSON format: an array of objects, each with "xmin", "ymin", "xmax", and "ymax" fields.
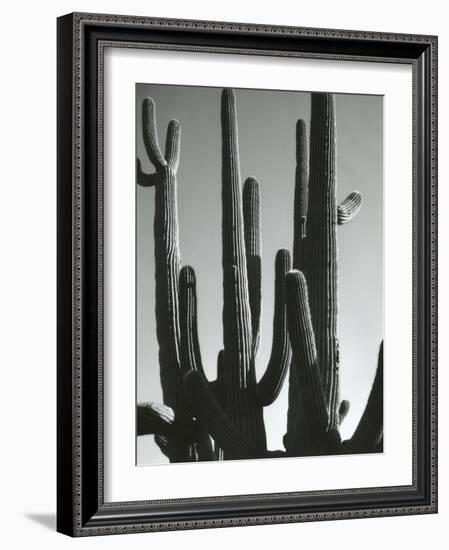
[
  {"xmin": 143, "ymin": 96, "xmax": 156, "ymax": 111},
  {"xmin": 180, "ymin": 265, "xmax": 196, "ymax": 286},
  {"xmin": 221, "ymin": 88, "xmax": 237, "ymax": 113},
  {"xmin": 167, "ymin": 118, "xmax": 181, "ymax": 135},
  {"xmin": 277, "ymin": 248, "xmax": 291, "ymax": 259},
  {"xmin": 286, "ymin": 268, "xmax": 306, "ymax": 287},
  {"xmin": 296, "ymin": 119, "xmax": 307, "ymax": 132},
  {"xmin": 337, "ymin": 190, "xmax": 363, "ymax": 225},
  {"xmin": 244, "ymin": 176, "xmax": 259, "ymax": 187}
]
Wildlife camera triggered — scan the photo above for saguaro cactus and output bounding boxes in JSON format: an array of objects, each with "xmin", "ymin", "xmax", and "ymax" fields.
[
  {"xmin": 284, "ymin": 92, "xmax": 382, "ymax": 456},
  {"xmin": 183, "ymin": 89, "xmax": 292, "ymax": 459},
  {"xmin": 137, "ymin": 98, "xmax": 213, "ymax": 462},
  {"xmin": 138, "ymin": 90, "xmax": 292, "ymax": 460},
  {"xmin": 137, "ymin": 87, "xmax": 383, "ymax": 462}
]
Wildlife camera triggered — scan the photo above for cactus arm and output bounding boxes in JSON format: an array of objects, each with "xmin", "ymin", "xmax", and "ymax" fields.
[
  {"xmin": 305, "ymin": 93, "xmax": 339, "ymax": 429},
  {"xmin": 256, "ymin": 249, "xmax": 292, "ymax": 406},
  {"xmin": 137, "ymin": 402, "xmax": 196, "ymax": 438},
  {"xmin": 217, "ymin": 349, "xmax": 225, "ymax": 382},
  {"xmin": 165, "ymin": 119, "xmax": 181, "ymax": 171},
  {"xmin": 147, "ymin": 100, "xmax": 182, "ymax": 408},
  {"xmin": 178, "ymin": 266, "xmax": 205, "ymax": 377},
  {"xmin": 178, "ymin": 264, "xmax": 217, "ymax": 459},
  {"xmin": 141, "ymin": 96, "xmax": 195, "ymax": 462},
  {"xmin": 142, "ymin": 97, "xmax": 168, "ymax": 169},
  {"xmin": 184, "ymin": 370, "xmax": 262, "ymax": 459},
  {"xmin": 338, "ymin": 399, "xmax": 350, "ymax": 424},
  {"xmin": 293, "ymin": 119, "xmax": 309, "ymax": 271},
  {"xmin": 136, "ymin": 158, "xmax": 158, "ymax": 187},
  {"xmin": 221, "ymin": 89, "xmax": 253, "ymax": 390},
  {"xmin": 219, "ymin": 89, "xmax": 266, "ymax": 454},
  {"xmin": 221, "ymin": 87, "xmax": 266, "ymax": 456},
  {"xmin": 208, "ymin": 350, "xmax": 225, "ymax": 404},
  {"xmin": 286, "ymin": 271, "xmax": 328, "ymax": 426},
  {"xmin": 243, "ymin": 176, "xmax": 262, "ymax": 355},
  {"xmin": 138, "ymin": 404, "xmax": 215, "ymax": 462},
  {"xmin": 221, "ymin": 89, "xmax": 247, "ymax": 276},
  {"xmin": 222, "ymin": 264, "xmax": 266, "ymax": 457},
  {"xmin": 344, "ymin": 342, "xmax": 383, "ymax": 451},
  {"xmin": 283, "ymin": 359, "xmax": 300, "ymax": 453},
  {"xmin": 285, "ymin": 271, "xmax": 329, "ymax": 454},
  {"xmin": 223, "ymin": 266, "xmax": 253, "ymax": 390},
  {"xmin": 284, "ymin": 119, "xmax": 308, "ymax": 453},
  {"xmin": 337, "ymin": 191, "xmax": 363, "ymax": 225}
]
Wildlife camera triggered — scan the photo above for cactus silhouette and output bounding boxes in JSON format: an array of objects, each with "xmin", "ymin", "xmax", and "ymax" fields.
[
  {"xmin": 182, "ymin": 89, "xmax": 292, "ymax": 459},
  {"xmin": 137, "ymin": 98, "xmax": 213, "ymax": 462},
  {"xmin": 284, "ymin": 93, "xmax": 382, "ymax": 456},
  {"xmin": 137, "ymin": 88, "xmax": 383, "ymax": 462}
]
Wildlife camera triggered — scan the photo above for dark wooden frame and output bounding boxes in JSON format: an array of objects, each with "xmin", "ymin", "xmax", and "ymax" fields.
[{"xmin": 57, "ymin": 12, "xmax": 438, "ymax": 537}]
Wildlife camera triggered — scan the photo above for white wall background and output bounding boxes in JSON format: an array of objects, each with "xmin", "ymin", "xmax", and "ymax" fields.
[{"xmin": 0, "ymin": 1, "xmax": 445, "ymax": 548}]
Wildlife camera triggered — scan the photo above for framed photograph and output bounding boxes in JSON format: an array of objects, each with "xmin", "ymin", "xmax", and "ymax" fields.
[{"xmin": 57, "ymin": 12, "xmax": 438, "ymax": 536}]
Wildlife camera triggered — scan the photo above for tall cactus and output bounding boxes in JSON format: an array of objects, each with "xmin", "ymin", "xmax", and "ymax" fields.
[
  {"xmin": 137, "ymin": 98, "xmax": 213, "ymax": 462},
  {"xmin": 138, "ymin": 90, "xmax": 291, "ymax": 460},
  {"xmin": 183, "ymin": 89, "xmax": 291, "ymax": 459},
  {"xmin": 137, "ymin": 87, "xmax": 383, "ymax": 462},
  {"xmin": 284, "ymin": 92, "xmax": 382, "ymax": 456}
]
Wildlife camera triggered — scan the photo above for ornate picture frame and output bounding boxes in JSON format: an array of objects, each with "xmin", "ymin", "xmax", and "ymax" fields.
[{"xmin": 57, "ymin": 12, "xmax": 437, "ymax": 536}]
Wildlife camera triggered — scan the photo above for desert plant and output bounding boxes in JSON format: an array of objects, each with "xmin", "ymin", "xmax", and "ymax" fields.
[
  {"xmin": 137, "ymin": 98, "xmax": 214, "ymax": 462},
  {"xmin": 137, "ymin": 90, "xmax": 291, "ymax": 461},
  {"xmin": 283, "ymin": 93, "xmax": 382, "ymax": 456},
  {"xmin": 137, "ymin": 88, "xmax": 383, "ymax": 462},
  {"xmin": 182, "ymin": 90, "xmax": 292, "ymax": 459}
]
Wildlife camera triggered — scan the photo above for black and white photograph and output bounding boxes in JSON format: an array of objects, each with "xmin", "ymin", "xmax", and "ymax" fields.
[
  {"xmin": 0, "ymin": 1, "xmax": 442, "ymax": 545},
  {"xmin": 135, "ymin": 83, "xmax": 384, "ymax": 466},
  {"xmin": 52, "ymin": 8, "xmax": 437, "ymax": 539}
]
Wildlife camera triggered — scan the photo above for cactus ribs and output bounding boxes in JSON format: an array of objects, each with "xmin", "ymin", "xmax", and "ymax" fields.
[{"xmin": 137, "ymin": 88, "xmax": 383, "ymax": 462}]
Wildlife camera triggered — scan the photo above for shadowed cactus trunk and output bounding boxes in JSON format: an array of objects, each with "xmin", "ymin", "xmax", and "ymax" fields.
[
  {"xmin": 137, "ymin": 98, "xmax": 213, "ymax": 462},
  {"xmin": 284, "ymin": 92, "xmax": 382, "ymax": 456},
  {"xmin": 137, "ymin": 87, "xmax": 383, "ymax": 463},
  {"xmin": 305, "ymin": 93, "xmax": 339, "ymax": 426},
  {"xmin": 220, "ymin": 88, "xmax": 266, "ymax": 454},
  {"xmin": 183, "ymin": 89, "xmax": 291, "ymax": 460}
]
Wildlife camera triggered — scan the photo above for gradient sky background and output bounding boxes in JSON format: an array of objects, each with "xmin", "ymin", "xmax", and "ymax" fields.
[{"xmin": 136, "ymin": 83, "xmax": 383, "ymax": 465}]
